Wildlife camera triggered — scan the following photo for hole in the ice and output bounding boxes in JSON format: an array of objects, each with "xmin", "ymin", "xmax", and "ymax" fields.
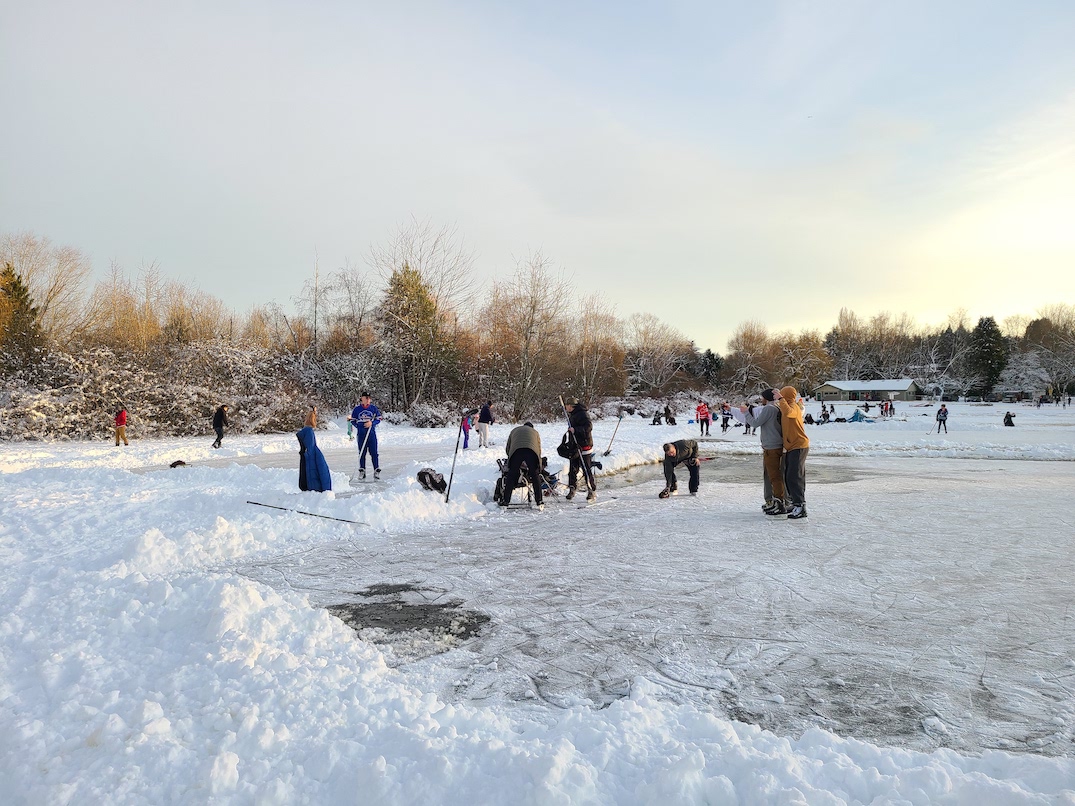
[
  {"xmin": 327, "ymin": 600, "xmax": 490, "ymax": 640},
  {"xmin": 327, "ymin": 583, "xmax": 491, "ymax": 659}
]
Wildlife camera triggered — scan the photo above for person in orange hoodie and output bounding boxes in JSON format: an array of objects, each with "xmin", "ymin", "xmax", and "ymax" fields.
[{"xmin": 774, "ymin": 386, "xmax": 809, "ymax": 519}]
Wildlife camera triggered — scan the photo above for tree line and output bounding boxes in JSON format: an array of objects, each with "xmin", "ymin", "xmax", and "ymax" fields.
[{"xmin": 2, "ymin": 223, "xmax": 1073, "ymax": 439}]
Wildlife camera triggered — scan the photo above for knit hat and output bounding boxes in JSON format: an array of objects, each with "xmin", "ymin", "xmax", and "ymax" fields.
[
  {"xmin": 564, "ymin": 397, "xmax": 579, "ymax": 406},
  {"xmin": 761, "ymin": 388, "xmax": 776, "ymax": 402}
]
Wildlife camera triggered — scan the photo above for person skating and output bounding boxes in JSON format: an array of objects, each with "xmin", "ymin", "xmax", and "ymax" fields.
[
  {"xmin": 774, "ymin": 386, "xmax": 809, "ymax": 519},
  {"xmin": 660, "ymin": 439, "xmax": 700, "ymax": 498},
  {"xmin": 720, "ymin": 402, "xmax": 732, "ymax": 433},
  {"xmin": 500, "ymin": 422, "xmax": 544, "ymax": 508},
  {"xmin": 477, "ymin": 401, "xmax": 494, "ymax": 448},
  {"xmin": 936, "ymin": 404, "xmax": 949, "ymax": 434},
  {"xmin": 113, "ymin": 407, "xmax": 129, "ymax": 446},
  {"xmin": 734, "ymin": 389, "xmax": 786, "ymax": 515},
  {"xmin": 211, "ymin": 404, "xmax": 229, "ymax": 449},
  {"xmin": 695, "ymin": 400, "xmax": 711, "ymax": 436},
  {"xmin": 564, "ymin": 397, "xmax": 597, "ymax": 501},
  {"xmin": 349, "ymin": 392, "xmax": 383, "ymax": 479}
]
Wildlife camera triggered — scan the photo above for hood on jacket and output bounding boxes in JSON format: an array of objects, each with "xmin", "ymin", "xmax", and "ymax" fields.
[{"xmin": 780, "ymin": 386, "xmax": 799, "ymax": 403}]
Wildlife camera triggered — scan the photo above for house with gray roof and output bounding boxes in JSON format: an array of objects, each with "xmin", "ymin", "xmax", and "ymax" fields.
[{"xmin": 813, "ymin": 379, "xmax": 922, "ymax": 402}]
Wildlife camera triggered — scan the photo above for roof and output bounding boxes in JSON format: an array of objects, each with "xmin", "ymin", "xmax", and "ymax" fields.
[{"xmin": 815, "ymin": 379, "xmax": 917, "ymax": 392}]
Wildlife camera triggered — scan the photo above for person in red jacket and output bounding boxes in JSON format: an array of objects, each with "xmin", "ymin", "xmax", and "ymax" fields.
[
  {"xmin": 695, "ymin": 400, "xmax": 711, "ymax": 436},
  {"xmin": 114, "ymin": 407, "xmax": 129, "ymax": 446}
]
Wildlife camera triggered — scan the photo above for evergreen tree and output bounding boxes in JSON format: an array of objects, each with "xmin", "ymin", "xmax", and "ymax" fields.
[
  {"xmin": 696, "ymin": 349, "xmax": 724, "ymax": 386},
  {"xmin": 967, "ymin": 316, "xmax": 1007, "ymax": 395},
  {"xmin": 375, "ymin": 263, "xmax": 459, "ymax": 409},
  {"xmin": 1, "ymin": 262, "xmax": 45, "ymax": 372}
]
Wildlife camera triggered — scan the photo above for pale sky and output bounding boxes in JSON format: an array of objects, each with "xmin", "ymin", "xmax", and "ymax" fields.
[{"xmin": 3, "ymin": 1, "xmax": 1074, "ymax": 352}]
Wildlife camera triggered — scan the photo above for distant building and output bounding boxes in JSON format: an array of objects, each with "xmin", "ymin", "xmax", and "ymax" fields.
[{"xmin": 814, "ymin": 379, "xmax": 922, "ymax": 402}]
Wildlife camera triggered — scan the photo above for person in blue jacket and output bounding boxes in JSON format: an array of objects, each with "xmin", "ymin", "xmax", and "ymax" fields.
[
  {"xmin": 349, "ymin": 392, "xmax": 383, "ymax": 479},
  {"xmin": 297, "ymin": 426, "xmax": 332, "ymax": 492}
]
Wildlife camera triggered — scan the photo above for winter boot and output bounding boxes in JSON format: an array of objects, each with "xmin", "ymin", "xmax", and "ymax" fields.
[
  {"xmin": 565, "ymin": 486, "xmax": 577, "ymax": 501},
  {"xmin": 586, "ymin": 489, "xmax": 596, "ymax": 502}
]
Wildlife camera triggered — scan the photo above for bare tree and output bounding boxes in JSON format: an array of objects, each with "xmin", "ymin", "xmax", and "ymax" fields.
[
  {"xmin": 368, "ymin": 218, "xmax": 476, "ymax": 314},
  {"xmin": 723, "ymin": 320, "xmax": 776, "ymax": 393},
  {"xmin": 0, "ymin": 231, "xmax": 94, "ymax": 340},
  {"xmin": 626, "ymin": 312, "xmax": 693, "ymax": 393},
  {"xmin": 323, "ymin": 257, "xmax": 377, "ymax": 352},
  {"xmin": 574, "ymin": 294, "xmax": 626, "ymax": 400},
  {"xmin": 481, "ymin": 251, "xmax": 571, "ymax": 420}
]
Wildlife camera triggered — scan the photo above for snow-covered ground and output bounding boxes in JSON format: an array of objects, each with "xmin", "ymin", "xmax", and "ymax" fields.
[{"xmin": 2, "ymin": 401, "xmax": 1074, "ymax": 803}]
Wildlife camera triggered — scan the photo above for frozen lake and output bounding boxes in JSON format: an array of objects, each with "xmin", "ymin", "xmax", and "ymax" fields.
[{"xmin": 236, "ymin": 452, "xmax": 1075, "ymax": 756}]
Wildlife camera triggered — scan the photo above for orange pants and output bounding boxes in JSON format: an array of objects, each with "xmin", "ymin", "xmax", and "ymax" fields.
[{"xmin": 115, "ymin": 426, "xmax": 128, "ymax": 445}]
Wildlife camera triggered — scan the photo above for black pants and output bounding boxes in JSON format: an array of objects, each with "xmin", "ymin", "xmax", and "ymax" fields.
[
  {"xmin": 937, "ymin": 420, "xmax": 947, "ymax": 433},
  {"xmin": 700, "ymin": 419, "xmax": 709, "ymax": 436},
  {"xmin": 664, "ymin": 458, "xmax": 700, "ymax": 494},
  {"xmin": 569, "ymin": 448, "xmax": 595, "ymax": 491},
  {"xmin": 213, "ymin": 426, "xmax": 224, "ymax": 447},
  {"xmin": 783, "ymin": 447, "xmax": 808, "ymax": 506},
  {"xmin": 503, "ymin": 448, "xmax": 543, "ymax": 506}
]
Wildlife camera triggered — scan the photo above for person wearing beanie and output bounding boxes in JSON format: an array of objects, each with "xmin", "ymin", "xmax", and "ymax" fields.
[
  {"xmin": 564, "ymin": 397, "xmax": 597, "ymax": 501},
  {"xmin": 774, "ymin": 386, "xmax": 809, "ymax": 519},
  {"xmin": 733, "ymin": 388, "xmax": 786, "ymax": 515}
]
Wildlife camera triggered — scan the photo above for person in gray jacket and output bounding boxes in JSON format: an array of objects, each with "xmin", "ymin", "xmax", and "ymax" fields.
[
  {"xmin": 500, "ymin": 422, "xmax": 544, "ymax": 508},
  {"xmin": 734, "ymin": 388, "xmax": 787, "ymax": 515}
]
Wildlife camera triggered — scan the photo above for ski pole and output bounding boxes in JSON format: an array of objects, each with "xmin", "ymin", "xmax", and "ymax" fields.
[
  {"xmin": 602, "ymin": 411, "xmax": 624, "ymax": 457},
  {"xmin": 445, "ymin": 408, "xmax": 478, "ymax": 503},
  {"xmin": 559, "ymin": 395, "xmax": 596, "ymax": 491}
]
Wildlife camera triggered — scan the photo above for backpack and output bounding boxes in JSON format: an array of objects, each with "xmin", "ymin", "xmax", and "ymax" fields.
[{"xmin": 417, "ymin": 467, "xmax": 447, "ymax": 493}]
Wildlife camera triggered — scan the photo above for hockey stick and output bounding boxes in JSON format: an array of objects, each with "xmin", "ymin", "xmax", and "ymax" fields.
[
  {"xmin": 602, "ymin": 412, "xmax": 624, "ymax": 457},
  {"xmin": 445, "ymin": 408, "xmax": 479, "ymax": 503},
  {"xmin": 559, "ymin": 395, "xmax": 596, "ymax": 492},
  {"xmin": 246, "ymin": 501, "xmax": 368, "ymax": 525}
]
